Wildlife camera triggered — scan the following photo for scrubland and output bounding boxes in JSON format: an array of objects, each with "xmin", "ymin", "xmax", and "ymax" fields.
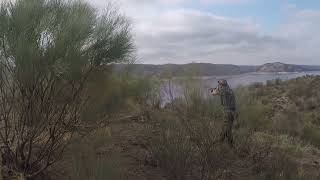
[
  {"xmin": 48, "ymin": 75, "xmax": 320, "ymax": 180},
  {"xmin": 1, "ymin": 0, "xmax": 320, "ymax": 179}
]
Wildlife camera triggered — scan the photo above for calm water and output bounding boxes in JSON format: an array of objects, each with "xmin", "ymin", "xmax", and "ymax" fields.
[
  {"xmin": 204, "ymin": 71, "xmax": 320, "ymax": 88},
  {"xmin": 161, "ymin": 71, "xmax": 320, "ymax": 104}
]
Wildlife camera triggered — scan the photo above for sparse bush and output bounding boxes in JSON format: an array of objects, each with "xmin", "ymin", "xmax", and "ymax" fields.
[
  {"xmin": 82, "ymin": 74, "xmax": 159, "ymax": 125},
  {"xmin": 148, "ymin": 77, "xmax": 320, "ymax": 180},
  {"xmin": 0, "ymin": 0, "xmax": 134, "ymax": 178},
  {"xmin": 65, "ymin": 132, "xmax": 123, "ymax": 180},
  {"xmin": 238, "ymin": 101, "xmax": 273, "ymax": 130},
  {"xmin": 302, "ymin": 125, "xmax": 320, "ymax": 148},
  {"xmin": 150, "ymin": 126, "xmax": 195, "ymax": 180}
]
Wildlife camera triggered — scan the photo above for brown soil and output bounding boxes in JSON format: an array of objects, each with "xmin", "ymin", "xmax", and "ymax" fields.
[{"xmin": 101, "ymin": 117, "xmax": 165, "ymax": 180}]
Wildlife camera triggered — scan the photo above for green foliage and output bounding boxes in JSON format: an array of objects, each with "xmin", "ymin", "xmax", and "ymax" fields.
[
  {"xmin": 253, "ymin": 132, "xmax": 317, "ymax": 156},
  {"xmin": 302, "ymin": 125, "xmax": 320, "ymax": 148},
  {"xmin": 64, "ymin": 132, "xmax": 124, "ymax": 180},
  {"xmin": 151, "ymin": 128, "xmax": 194, "ymax": 180},
  {"xmin": 82, "ymin": 73, "xmax": 160, "ymax": 124},
  {"xmin": 0, "ymin": 0, "xmax": 134, "ymax": 178},
  {"xmin": 239, "ymin": 101, "xmax": 273, "ymax": 130},
  {"xmin": 0, "ymin": 0, "xmax": 133, "ymax": 80}
]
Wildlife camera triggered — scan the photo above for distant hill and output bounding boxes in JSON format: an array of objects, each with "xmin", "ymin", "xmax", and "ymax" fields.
[
  {"xmin": 256, "ymin": 62, "xmax": 304, "ymax": 73},
  {"xmin": 256, "ymin": 62, "xmax": 320, "ymax": 73},
  {"xmin": 300, "ymin": 65, "xmax": 320, "ymax": 71},
  {"xmin": 113, "ymin": 62, "xmax": 320, "ymax": 77},
  {"xmin": 113, "ymin": 63, "xmax": 257, "ymax": 77}
]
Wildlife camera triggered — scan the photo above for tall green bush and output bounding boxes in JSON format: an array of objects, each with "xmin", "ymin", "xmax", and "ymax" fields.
[{"xmin": 0, "ymin": 0, "xmax": 134, "ymax": 178}]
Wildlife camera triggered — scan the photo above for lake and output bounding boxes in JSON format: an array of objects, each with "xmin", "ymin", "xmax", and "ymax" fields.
[
  {"xmin": 161, "ymin": 71, "xmax": 320, "ymax": 105},
  {"xmin": 204, "ymin": 71, "xmax": 320, "ymax": 88}
]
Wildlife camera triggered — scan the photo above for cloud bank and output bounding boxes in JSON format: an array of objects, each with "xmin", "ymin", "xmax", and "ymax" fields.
[{"xmin": 88, "ymin": 0, "xmax": 320, "ymax": 65}]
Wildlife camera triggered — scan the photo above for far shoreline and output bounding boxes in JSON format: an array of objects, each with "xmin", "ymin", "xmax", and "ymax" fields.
[{"xmin": 163, "ymin": 71, "xmax": 320, "ymax": 81}]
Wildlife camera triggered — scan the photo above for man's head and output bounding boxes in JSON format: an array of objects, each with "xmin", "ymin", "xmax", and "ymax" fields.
[
  {"xmin": 218, "ymin": 79, "xmax": 228, "ymax": 87},
  {"xmin": 210, "ymin": 79, "xmax": 229, "ymax": 96}
]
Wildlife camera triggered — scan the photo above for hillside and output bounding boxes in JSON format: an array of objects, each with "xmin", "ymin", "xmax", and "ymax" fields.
[
  {"xmin": 257, "ymin": 62, "xmax": 320, "ymax": 73},
  {"xmin": 114, "ymin": 62, "xmax": 320, "ymax": 77},
  {"xmin": 300, "ymin": 65, "xmax": 320, "ymax": 71},
  {"xmin": 113, "ymin": 63, "xmax": 257, "ymax": 77},
  {"xmin": 257, "ymin": 62, "xmax": 305, "ymax": 72},
  {"xmin": 147, "ymin": 75, "xmax": 320, "ymax": 179},
  {"xmin": 43, "ymin": 75, "xmax": 320, "ymax": 180}
]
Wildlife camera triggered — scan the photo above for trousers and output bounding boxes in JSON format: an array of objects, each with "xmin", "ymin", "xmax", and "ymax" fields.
[{"xmin": 220, "ymin": 110, "xmax": 236, "ymax": 146}]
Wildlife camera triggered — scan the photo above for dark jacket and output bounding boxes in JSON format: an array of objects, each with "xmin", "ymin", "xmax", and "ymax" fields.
[{"xmin": 218, "ymin": 85, "xmax": 236, "ymax": 111}]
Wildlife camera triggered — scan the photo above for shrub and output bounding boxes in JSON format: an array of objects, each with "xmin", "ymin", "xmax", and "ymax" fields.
[
  {"xmin": 302, "ymin": 125, "xmax": 320, "ymax": 148},
  {"xmin": 238, "ymin": 101, "xmax": 273, "ymax": 130},
  {"xmin": 148, "ymin": 78, "xmax": 320, "ymax": 180},
  {"xmin": 0, "ymin": 0, "xmax": 134, "ymax": 178},
  {"xmin": 66, "ymin": 133, "xmax": 123, "ymax": 180}
]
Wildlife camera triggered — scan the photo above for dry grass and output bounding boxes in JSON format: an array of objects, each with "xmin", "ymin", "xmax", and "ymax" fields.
[{"xmin": 146, "ymin": 76, "xmax": 320, "ymax": 180}]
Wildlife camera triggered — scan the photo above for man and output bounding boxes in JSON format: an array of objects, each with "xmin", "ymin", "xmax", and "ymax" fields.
[{"xmin": 210, "ymin": 79, "xmax": 236, "ymax": 146}]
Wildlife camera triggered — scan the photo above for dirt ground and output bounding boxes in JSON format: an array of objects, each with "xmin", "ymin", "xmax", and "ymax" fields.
[{"xmin": 101, "ymin": 117, "xmax": 165, "ymax": 180}]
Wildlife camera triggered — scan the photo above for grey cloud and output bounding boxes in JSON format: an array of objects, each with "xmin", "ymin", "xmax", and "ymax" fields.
[
  {"xmin": 275, "ymin": 10, "xmax": 320, "ymax": 65},
  {"xmin": 134, "ymin": 9, "xmax": 294, "ymax": 64},
  {"xmin": 86, "ymin": 0, "xmax": 320, "ymax": 65}
]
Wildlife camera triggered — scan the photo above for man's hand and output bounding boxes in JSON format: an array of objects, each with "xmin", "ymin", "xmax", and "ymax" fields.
[{"xmin": 210, "ymin": 88, "xmax": 219, "ymax": 96}]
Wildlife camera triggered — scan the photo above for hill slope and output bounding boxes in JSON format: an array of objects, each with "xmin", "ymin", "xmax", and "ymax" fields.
[
  {"xmin": 114, "ymin": 63, "xmax": 256, "ymax": 77},
  {"xmin": 257, "ymin": 62, "xmax": 320, "ymax": 72},
  {"xmin": 257, "ymin": 62, "xmax": 304, "ymax": 72},
  {"xmin": 114, "ymin": 62, "xmax": 320, "ymax": 77}
]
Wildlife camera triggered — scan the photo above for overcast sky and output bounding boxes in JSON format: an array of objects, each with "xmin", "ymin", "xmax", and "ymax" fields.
[{"xmin": 88, "ymin": 1, "xmax": 317, "ymax": 65}]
